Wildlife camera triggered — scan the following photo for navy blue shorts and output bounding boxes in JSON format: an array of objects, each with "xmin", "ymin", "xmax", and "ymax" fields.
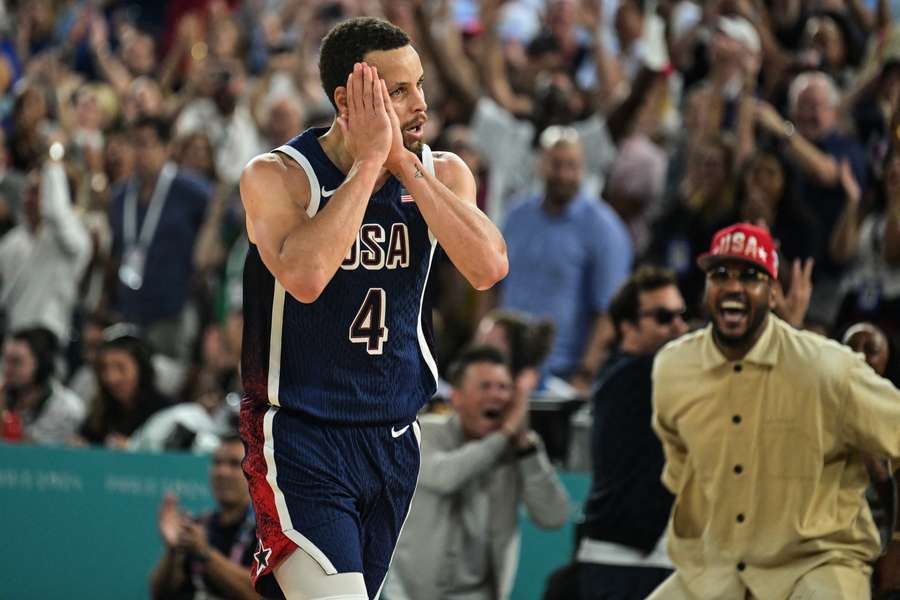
[{"xmin": 240, "ymin": 399, "xmax": 420, "ymax": 599}]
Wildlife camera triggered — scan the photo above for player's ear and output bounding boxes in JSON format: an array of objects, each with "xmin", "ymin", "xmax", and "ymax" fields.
[{"xmin": 334, "ymin": 86, "xmax": 348, "ymax": 115}]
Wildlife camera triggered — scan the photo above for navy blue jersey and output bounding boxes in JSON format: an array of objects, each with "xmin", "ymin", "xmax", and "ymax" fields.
[{"xmin": 241, "ymin": 128, "xmax": 439, "ymax": 424}]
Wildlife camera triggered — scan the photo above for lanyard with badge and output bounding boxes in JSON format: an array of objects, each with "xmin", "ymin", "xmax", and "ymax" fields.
[{"xmin": 119, "ymin": 162, "xmax": 176, "ymax": 291}]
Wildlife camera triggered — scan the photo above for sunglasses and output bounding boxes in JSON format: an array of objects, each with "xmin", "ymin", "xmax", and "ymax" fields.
[
  {"xmin": 638, "ymin": 306, "xmax": 687, "ymax": 325},
  {"xmin": 707, "ymin": 265, "xmax": 769, "ymax": 284}
]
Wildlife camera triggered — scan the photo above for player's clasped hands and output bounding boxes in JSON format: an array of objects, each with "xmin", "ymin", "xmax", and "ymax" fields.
[{"xmin": 338, "ymin": 62, "xmax": 393, "ymax": 167}]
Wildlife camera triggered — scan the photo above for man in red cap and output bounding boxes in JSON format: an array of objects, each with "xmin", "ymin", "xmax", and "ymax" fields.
[{"xmin": 648, "ymin": 222, "xmax": 900, "ymax": 599}]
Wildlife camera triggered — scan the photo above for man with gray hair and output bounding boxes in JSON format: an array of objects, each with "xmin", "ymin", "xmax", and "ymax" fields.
[{"xmin": 754, "ymin": 70, "xmax": 865, "ymax": 325}]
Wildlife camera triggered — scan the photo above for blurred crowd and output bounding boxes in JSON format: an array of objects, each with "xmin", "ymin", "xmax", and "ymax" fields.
[{"xmin": 0, "ymin": 0, "xmax": 898, "ymax": 463}]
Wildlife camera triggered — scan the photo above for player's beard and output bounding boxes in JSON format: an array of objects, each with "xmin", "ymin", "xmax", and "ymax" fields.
[
  {"xmin": 712, "ymin": 303, "xmax": 769, "ymax": 349},
  {"xmin": 403, "ymin": 132, "xmax": 424, "ymax": 156}
]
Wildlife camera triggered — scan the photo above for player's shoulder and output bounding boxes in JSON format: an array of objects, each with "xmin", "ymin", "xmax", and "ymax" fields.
[{"xmin": 240, "ymin": 152, "xmax": 310, "ymax": 201}]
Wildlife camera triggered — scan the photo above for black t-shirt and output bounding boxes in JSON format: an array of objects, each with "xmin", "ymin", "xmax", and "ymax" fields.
[
  {"xmin": 581, "ymin": 353, "xmax": 674, "ymax": 553},
  {"xmin": 179, "ymin": 508, "xmax": 255, "ymax": 600}
]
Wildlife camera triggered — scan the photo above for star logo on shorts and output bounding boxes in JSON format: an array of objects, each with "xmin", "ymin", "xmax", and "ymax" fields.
[{"xmin": 254, "ymin": 539, "xmax": 272, "ymax": 576}]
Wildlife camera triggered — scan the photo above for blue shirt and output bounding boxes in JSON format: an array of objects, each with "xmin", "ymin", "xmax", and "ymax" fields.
[
  {"xmin": 500, "ymin": 193, "xmax": 633, "ymax": 377},
  {"xmin": 110, "ymin": 170, "xmax": 210, "ymax": 325}
]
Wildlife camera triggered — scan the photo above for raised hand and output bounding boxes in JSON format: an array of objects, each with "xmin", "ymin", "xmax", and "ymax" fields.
[
  {"xmin": 774, "ymin": 257, "xmax": 814, "ymax": 328},
  {"xmin": 337, "ymin": 63, "xmax": 392, "ymax": 167},
  {"xmin": 158, "ymin": 493, "xmax": 182, "ymax": 548}
]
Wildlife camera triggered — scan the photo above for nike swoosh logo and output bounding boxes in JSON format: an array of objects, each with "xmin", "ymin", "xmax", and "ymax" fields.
[
  {"xmin": 321, "ymin": 186, "xmax": 337, "ymax": 198},
  {"xmin": 391, "ymin": 424, "xmax": 411, "ymax": 439}
]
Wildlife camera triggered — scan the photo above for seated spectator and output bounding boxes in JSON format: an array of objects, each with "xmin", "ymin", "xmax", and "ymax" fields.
[
  {"xmin": 75, "ymin": 333, "xmax": 171, "ymax": 448},
  {"xmin": 68, "ymin": 320, "xmax": 187, "ymax": 407},
  {"xmin": 1, "ymin": 327, "xmax": 84, "ymax": 444},
  {"xmin": 149, "ymin": 433, "xmax": 257, "ymax": 600},
  {"xmin": 577, "ymin": 266, "xmax": 688, "ymax": 599},
  {"xmin": 384, "ymin": 346, "xmax": 570, "ymax": 600}
]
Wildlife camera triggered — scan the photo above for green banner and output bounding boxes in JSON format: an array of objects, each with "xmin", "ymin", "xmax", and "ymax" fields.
[{"xmin": 0, "ymin": 443, "xmax": 588, "ymax": 599}]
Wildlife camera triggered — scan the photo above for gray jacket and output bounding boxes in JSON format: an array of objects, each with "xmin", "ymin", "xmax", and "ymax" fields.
[{"xmin": 384, "ymin": 413, "xmax": 570, "ymax": 600}]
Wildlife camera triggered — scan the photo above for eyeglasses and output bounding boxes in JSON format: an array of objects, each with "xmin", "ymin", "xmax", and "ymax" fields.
[
  {"xmin": 707, "ymin": 265, "xmax": 769, "ymax": 284},
  {"xmin": 638, "ymin": 306, "xmax": 687, "ymax": 325}
]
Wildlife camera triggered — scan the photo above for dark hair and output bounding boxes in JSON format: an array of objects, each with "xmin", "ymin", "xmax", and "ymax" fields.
[
  {"xmin": 481, "ymin": 310, "xmax": 555, "ymax": 376},
  {"xmin": 608, "ymin": 266, "xmax": 679, "ymax": 338},
  {"xmin": 318, "ymin": 17, "xmax": 410, "ymax": 109},
  {"xmin": 447, "ymin": 345, "xmax": 510, "ymax": 387},
  {"xmin": 10, "ymin": 327, "xmax": 59, "ymax": 386},
  {"xmin": 82, "ymin": 333, "xmax": 167, "ymax": 443},
  {"xmin": 131, "ymin": 114, "xmax": 171, "ymax": 144},
  {"xmin": 98, "ymin": 334, "xmax": 156, "ymax": 392}
]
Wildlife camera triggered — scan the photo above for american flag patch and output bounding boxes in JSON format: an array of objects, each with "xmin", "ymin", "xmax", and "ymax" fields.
[{"xmin": 399, "ymin": 187, "xmax": 414, "ymax": 203}]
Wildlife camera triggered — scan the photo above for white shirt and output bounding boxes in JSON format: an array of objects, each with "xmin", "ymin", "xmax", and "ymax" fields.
[{"xmin": 0, "ymin": 162, "xmax": 90, "ymax": 342}]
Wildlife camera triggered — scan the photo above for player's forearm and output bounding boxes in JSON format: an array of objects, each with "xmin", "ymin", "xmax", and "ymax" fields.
[
  {"xmin": 278, "ymin": 159, "xmax": 382, "ymax": 302},
  {"xmin": 203, "ymin": 550, "xmax": 258, "ymax": 600},
  {"xmin": 392, "ymin": 155, "xmax": 507, "ymax": 290},
  {"xmin": 149, "ymin": 549, "xmax": 186, "ymax": 599}
]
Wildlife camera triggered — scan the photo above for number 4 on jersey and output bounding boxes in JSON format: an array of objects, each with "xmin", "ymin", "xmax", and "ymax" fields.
[{"xmin": 350, "ymin": 288, "xmax": 389, "ymax": 355}]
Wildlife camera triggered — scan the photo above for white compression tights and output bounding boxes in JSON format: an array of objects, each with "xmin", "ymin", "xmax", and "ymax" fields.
[{"xmin": 273, "ymin": 548, "xmax": 369, "ymax": 600}]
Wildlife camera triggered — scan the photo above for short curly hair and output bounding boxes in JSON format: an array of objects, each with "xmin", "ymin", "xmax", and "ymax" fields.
[{"xmin": 319, "ymin": 17, "xmax": 410, "ymax": 109}]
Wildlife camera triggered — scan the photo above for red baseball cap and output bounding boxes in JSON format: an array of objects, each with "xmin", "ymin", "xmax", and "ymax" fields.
[{"xmin": 697, "ymin": 222, "xmax": 779, "ymax": 280}]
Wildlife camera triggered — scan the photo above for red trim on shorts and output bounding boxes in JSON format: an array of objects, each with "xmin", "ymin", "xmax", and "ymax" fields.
[{"xmin": 240, "ymin": 398, "xmax": 297, "ymax": 591}]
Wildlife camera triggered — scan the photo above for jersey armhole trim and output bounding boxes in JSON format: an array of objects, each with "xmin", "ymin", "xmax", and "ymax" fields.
[
  {"xmin": 421, "ymin": 144, "xmax": 436, "ymax": 244},
  {"xmin": 275, "ymin": 145, "xmax": 321, "ymax": 217}
]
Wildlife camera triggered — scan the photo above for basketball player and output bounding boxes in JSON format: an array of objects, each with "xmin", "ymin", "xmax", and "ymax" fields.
[{"xmin": 238, "ymin": 17, "xmax": 508, "ymax": 600}]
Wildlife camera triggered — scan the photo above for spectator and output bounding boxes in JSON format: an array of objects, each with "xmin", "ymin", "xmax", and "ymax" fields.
[
  {"xmin": 0, "ymin": 158, "xmax": 91, "ymax": 343},
  {"xmin": 1, "ymin": 327, "xmax": 84, "ymax": 444},
  {"xmin": 754, "ymin": 71, "xmax": 867, "ymax": 325},
  {"xmin": 649, "ymin": 222, "xmax": 900, "ymax": 598},
  {"xmin": 832, "ymin": 144, "xmax": 900, "ymax": 338},
  {"xmin": 498, "ymin": 127, "xmax": 632, "ymax": 389},
  {"xmin": 76, "ymin": 333, "xmax": 170, "ymax": 449},
  {"xmin": 842, "ymin": 321, "xmax": 900, "ymax": 387},
  {"xmin": 734, "ymin": 148, "xmax": 824, "ymax": 267},
  {"xmin": 841, "ymin": 321, "xmax": 900, "ymax": 598},
  {"xmin": 577, "ymin": 266, "xmax": 687, "ymax": 599},
  {"xmin": 384, "ymin": 345, "xmax": 570, "ymax": 600},
  {"xmin": 174, "ymin": 58, "xmax": 264, "ymax": 186},
  {"xmin": 649, "ymin": 134, "xmax": 736, "ymax": 316},
  {"xmin": 149, "ymin": 433, "xmax": 257, "ymax": 600},
  {"xmin": 107, "ymin": 116, "xmax": 211, "ymax": 359}
]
